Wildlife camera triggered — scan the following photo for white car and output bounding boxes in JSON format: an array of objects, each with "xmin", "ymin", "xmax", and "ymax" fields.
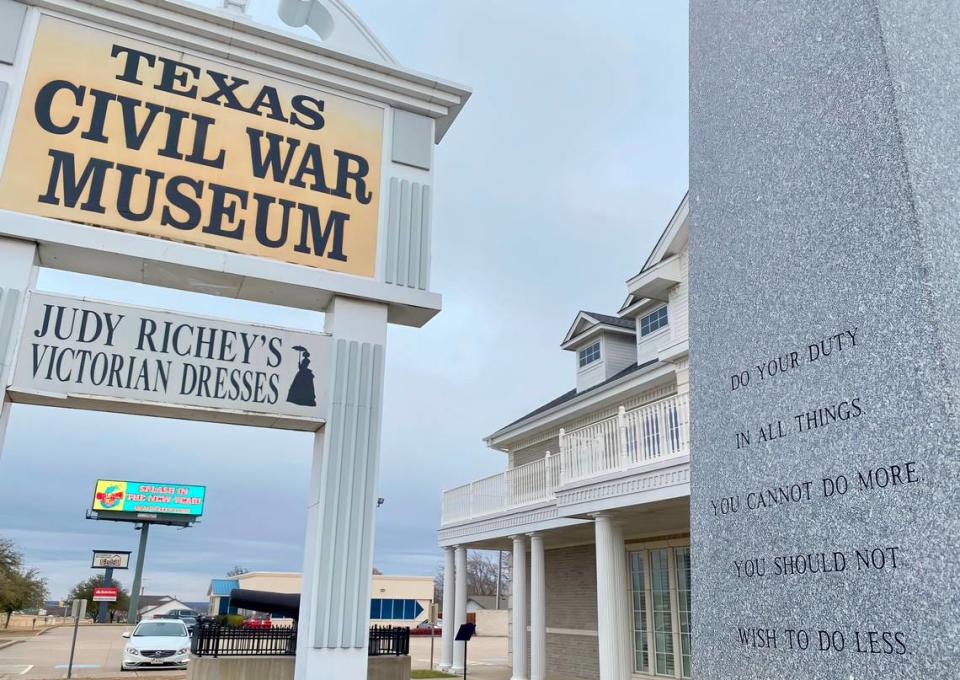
[{"xmin": 121, "ymin": 619, "xmax": 191, "ymax": 671}]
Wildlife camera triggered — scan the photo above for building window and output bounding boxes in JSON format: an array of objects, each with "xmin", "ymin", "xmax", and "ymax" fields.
[
  {"xmin": 578, "ymin": 341, "xmax": 601, "ymax": 368},
  {"xmin": 640, "ymin": 306, "xmax": 668, "ymax": 336},
  {"xmin": 630, "ymin": 553, "xmax": 650, "ymax": 673},
  {"xmin": 370, "ymin": 598, "xmax": 424, "ymax": 621},
  {"xmin": 676, "ymin": 548, "xmax": 692, "ymax": 678},
  {"xmin": 630, "ymin": 546, "xmax": 692, "ymax": 679}
]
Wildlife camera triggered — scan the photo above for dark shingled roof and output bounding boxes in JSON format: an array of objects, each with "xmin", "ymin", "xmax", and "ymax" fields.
[
  {"xmin": 500, "ymin": 359, "xmax": 658, "ymax": 431},
  {"xmin": 582, "ymin": 311, "xmax": 635, "ymax": 331}
]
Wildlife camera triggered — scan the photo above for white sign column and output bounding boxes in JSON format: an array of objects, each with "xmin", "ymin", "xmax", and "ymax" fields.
[
  {"xmin": 440, "ymin": 546, "xmax": 455, "ymax": 671},
  {"xmin": 0, "ymin": 237, "xmax": 38, "ymax": 454},
  {"xmin": 451, "ymin": 545, "xmax": 468, "ymax": 673},
  {"xmin": 529, "ymin": 533, "xmax": 546, "ymax": 680},
  {"xmin": 511, "ymin": 534, "xmax": 528, "ymax": 680},
  {"xmin": 296, "ymin": 296, "xmax": 387, "ymax": 680}
]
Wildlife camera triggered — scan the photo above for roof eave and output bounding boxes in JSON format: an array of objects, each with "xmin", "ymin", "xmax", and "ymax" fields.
[{"xmin": 484, "ymin": 360, "xmax": 675, "ymax": 449}]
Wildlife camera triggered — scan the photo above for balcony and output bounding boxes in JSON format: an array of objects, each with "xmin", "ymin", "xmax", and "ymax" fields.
[{"xmin": 440, "ymin": 393, "xmax": 689, "ymax": 526}]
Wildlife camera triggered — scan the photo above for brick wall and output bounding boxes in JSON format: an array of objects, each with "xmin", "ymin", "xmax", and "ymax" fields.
[{"xmin": 545, "ymin": 544, "xmax": 600, "ymax": 680}]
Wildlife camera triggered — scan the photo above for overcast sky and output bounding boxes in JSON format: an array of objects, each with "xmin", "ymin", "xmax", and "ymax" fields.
[{"xmin": 0, "ymin": 0, "xmax": 688, "ymax": 603}]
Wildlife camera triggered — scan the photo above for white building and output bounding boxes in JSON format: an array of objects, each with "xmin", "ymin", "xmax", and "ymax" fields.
[{"xmin": 437, "ymin": 196, "xmax": 691, "ymax": 680}]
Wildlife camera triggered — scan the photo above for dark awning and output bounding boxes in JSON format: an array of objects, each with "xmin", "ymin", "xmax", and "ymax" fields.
[{"xmin": 228, "ymin": 589, "xmax": 300, "ymax": 619}]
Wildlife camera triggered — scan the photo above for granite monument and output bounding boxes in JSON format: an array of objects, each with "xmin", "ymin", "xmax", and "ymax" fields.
[{"xmin": 690, "ymin": 2, "xmax": 960, "ymax": 678}]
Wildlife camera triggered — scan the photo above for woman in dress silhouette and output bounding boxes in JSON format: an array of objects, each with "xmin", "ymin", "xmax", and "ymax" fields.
[{"xmin": 286, "ymin": 346, "xmax": 317, "ymax": 407}]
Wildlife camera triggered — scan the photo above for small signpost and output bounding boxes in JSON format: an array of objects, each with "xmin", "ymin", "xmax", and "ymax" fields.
[
  {"xmin": 91, "ymin": 551, "xmax": 129, "ymax": 624},
  {"xmin": 67, "ymin": 598, "xmax": 87, "ymax": 679},
  {"xmin": 455, "ymin": 623, "xmax": 476, "ymax": 680}
]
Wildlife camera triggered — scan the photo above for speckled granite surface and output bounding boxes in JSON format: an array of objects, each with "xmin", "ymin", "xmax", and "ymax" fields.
[{"xmin": 689, "ymin": 2, "xmax": 960, "ymax": 678}]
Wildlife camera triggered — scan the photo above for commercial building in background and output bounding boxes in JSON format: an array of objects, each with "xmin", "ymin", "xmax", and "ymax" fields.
[
  {"xmin": 438, "ymin": 195, "xmax": 691, "ymax": 679},
  {"xmin": 207, "ymin": 571, "xmax": 434, "ymax": 628}
]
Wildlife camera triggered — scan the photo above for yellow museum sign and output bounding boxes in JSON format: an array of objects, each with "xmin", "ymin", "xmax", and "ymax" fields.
[{"xmin": 0, "ymin": 16, "xmax": 383, "ymax": 276}]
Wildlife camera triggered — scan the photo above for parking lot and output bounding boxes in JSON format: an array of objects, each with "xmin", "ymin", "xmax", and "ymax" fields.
[
  {"xmin": 0, "ymin": 624, "xmax": 510, "ymax": 680},
  {"xmin": 0, "ymin": 625, "xmax": 184, "ymax": 679}
]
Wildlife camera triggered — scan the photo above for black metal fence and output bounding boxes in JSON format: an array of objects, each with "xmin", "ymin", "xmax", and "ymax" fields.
[
  {"xmin": 191, "ymin": 624, "xmax": 411, "ymax": 658},
  {"xmin": 191, "ymin": 624, "xmax": 297, "ymax": 657},
  {"xmin": 368, "ymin": 626, "xmax": 410, "ymax": 657}
]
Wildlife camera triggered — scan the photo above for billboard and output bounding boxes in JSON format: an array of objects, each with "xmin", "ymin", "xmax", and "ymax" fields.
[
  {"xmin": 9, "ymin": 291, "xmax": 330, "ymax": 431},
  {"xmin": 92, "ymin": 551, "xmax": 130, "ymax": 569},
  {"xmin": 93, "ymin": 480, "xmax": 206, "ymax": 518},
  {"xmin": 0, "ymin": 16, "xmax": 383, "ymax": 277}
]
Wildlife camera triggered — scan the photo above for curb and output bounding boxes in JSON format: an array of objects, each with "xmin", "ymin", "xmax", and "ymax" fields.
[{"xmin": 0, "ymin": 638, "xmax": 23, "ymax": 650}]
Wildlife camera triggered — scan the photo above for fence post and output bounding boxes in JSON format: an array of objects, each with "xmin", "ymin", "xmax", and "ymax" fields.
[
  {"xmin": 658, "ymin": 400, "xmax": 669, "ymax": 458},
  {"xmin": 617, "ymin": 406, "xmax": 630, "ymax": 468},
  {"xmin": 544, "ymin": 451, "xmax": 553, "ymax": 495}
]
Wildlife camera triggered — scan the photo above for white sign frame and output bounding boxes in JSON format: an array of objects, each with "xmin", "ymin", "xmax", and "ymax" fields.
[{"xmin": 0, "ymin": 0, "xmax": 470, "ymax": 329}]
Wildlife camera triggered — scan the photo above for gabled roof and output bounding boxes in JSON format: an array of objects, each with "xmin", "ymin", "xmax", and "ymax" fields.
[
  {"xmin": 137, "ymin": 595, "xmax": 186, "ymax": 612},
  {"xmin": 561, "ymin": 310, "xmax": 636, "ymax": 348},
  {"xmin": 631, "ymin": 192, "xmax": 689, "ymax": 281},
  {"xmin": 496, "ymin": 360, "xmax": 656, "ymax": 432}
]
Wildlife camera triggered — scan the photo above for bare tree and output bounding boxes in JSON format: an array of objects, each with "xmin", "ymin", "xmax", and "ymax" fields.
[{"xmin": 434, "ymin": 550, "xmax": 512, "ymax": 613}]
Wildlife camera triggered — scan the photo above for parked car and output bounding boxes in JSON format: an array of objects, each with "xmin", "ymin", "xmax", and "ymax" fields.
[
  {"xmin": 121, "ymin": 619, "xmax": 191, "ymax": 672},
  {"xmin": 165, "ymin": 609, "xmax": 200, "ymax": 621},
  {"xmin": 242, "ymin": 615, "xmax": 272, "ymax": 629},
  {"xmin": 410, "ymin": 621, "xmax": 441, "ymax": 636},
  {"xmin": 161, "ymin": 609, "xmax": 200, "ymax": 633}
]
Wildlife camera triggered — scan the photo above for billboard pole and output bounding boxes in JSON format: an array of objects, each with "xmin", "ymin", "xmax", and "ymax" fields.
[
  {"xmin": 127, "ymin": 524, "xmax": 150, "ymax": 624},
  {"xmin": 98, "ymin": 567, "xmax": 113, "ymax": 624}
]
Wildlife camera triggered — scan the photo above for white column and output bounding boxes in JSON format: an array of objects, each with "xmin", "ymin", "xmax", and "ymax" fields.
[
  {"xmin": 511, "ymin": 535, "xmax": 528, "ymax": 680},
  {"xmin": 295, "ymin": 297, "xmax": 388, "ymax": 680},
  {"xmin": 611, "ymin": 522, "xmax": 633, "ymax": 677},
  {"xmin": 595, "ymin": 514, "xmax": 630, "ymax": 680},
  {"xmin": 529, "ymin": 533, "xmax": 546, "ymax": 680},
  {"xmin": 451, "ymin": 546, "xmax": 468, "ymax": 673},
  {"xmin": 439, "ymin": 546, "xmax": 456, "ymax": 671},
  {"xmin": 0, "ymin": 238, "xmax": 39, "ymax": 457}
]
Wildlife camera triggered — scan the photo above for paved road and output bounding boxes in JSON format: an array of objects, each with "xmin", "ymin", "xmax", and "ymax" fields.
[
  {"xmin": 0, "ymin": 625, "xmax": 184, "ymax": 679},
  {"xmin": 410, "ymin": 635, "xmax": 510, "ymax": 680}
]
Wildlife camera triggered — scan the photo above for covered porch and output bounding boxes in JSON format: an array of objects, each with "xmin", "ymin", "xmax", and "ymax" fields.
[{"xmin": 437, "ymin": 497, "xmax": 691, "ymax": 680}]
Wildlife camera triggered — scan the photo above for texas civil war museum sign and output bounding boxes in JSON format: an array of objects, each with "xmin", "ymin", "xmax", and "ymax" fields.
[{"xmin": 0, "ymin": 1, "xmax": 468, "ymax": 675}]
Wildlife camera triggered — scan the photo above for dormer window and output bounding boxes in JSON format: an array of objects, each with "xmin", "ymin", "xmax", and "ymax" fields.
[
  {"xmin": 578, "ymin": 341, "xmax": 601, "ymax": 368},
  {"xmin": 640, "ymin": 306, "xmax": 669, "ymax": 336}
]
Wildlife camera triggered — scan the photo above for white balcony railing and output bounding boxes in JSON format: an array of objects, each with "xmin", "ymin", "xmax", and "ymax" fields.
[
  {"xmin": 440, "ymin": 394, "xmax": 689, "ymax": 525},
  {"xmin": 559, "ymin": 393, "xmax": 689, "ymax": 486},
  {"xmin": 440, "ymin": 455, "xmax": 560, "ymax": 525}
]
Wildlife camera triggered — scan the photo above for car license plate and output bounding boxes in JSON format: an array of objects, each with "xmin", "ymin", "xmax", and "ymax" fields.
[{"xmin": 150, "ymin": 659, "xmax": 164, "ymax": 665}]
